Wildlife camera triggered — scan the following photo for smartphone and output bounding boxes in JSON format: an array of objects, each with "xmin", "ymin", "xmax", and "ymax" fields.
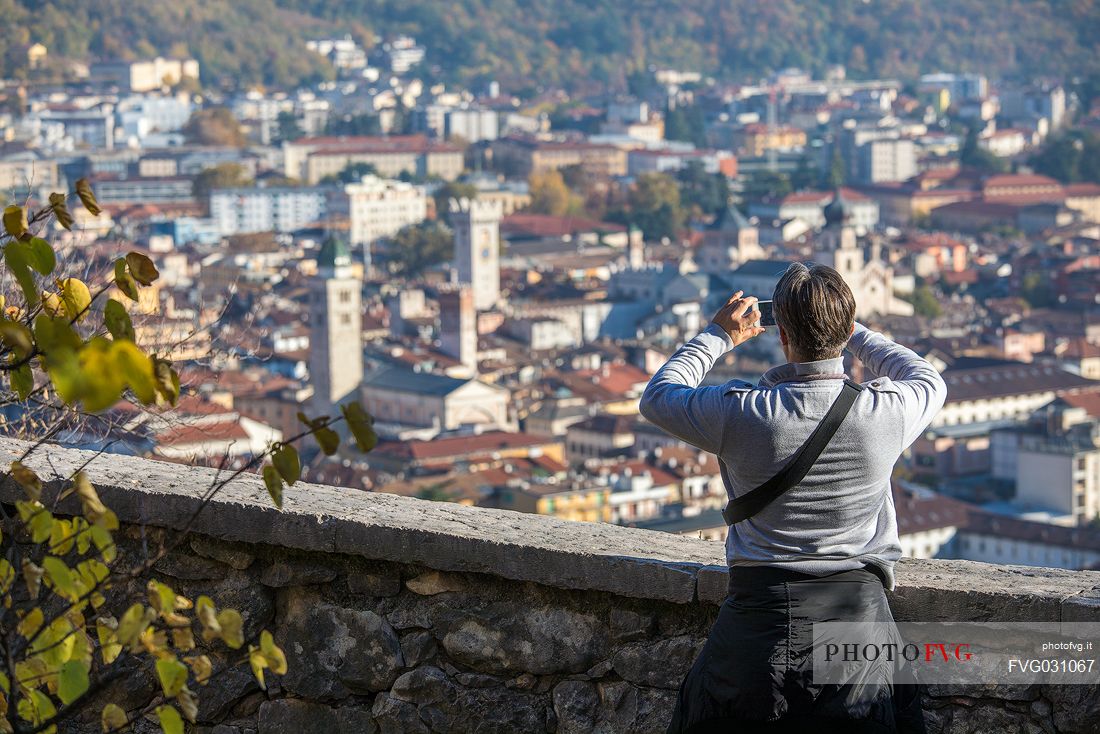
[{"xmin": 755, "ymin": 300, "xmax": 776, "ymax": 328}]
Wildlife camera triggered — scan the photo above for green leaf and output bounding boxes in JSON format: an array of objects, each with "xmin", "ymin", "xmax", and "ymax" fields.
[
  {"xmin": 315, "ymin": 427, "xmax": 338, "ymax": 455},
  {"xmin": 18, "ymin": 607, "xmax": 43, "ymax": 638},
  {"xmin": 341, "ymin": 403, "xmax": 379, "ymax": 453},
  {"xmin": 113, "ymin": 259, "xmax": 139, "ymax": 301},
  {"xmin": 11, "ymin": 360, "xmax": 33, "ymax": 398},
  {"xmin": 49, "ymin": 192, "xmax": 73, "ymax": 230},
  {"xmin": 249, "ymin": 646, "xmax": 267, "ymax": 690},
  {"xmin": 33, "ymin": 313, "xmax": 81, "ymax": 355},
  {"xmin": 90, "ymin": 523, "xmax": 117, "ymax": 562},
  {"xmin": 156, "ymin": 705, "xmax": 183, "ymax": 734},
  {"xmin": 101, "ymin": 703, "xmax": 128, "ymax": 732},
  {"xmin": 74, "ymin": 338, "xmax": 126, "ymax": 412},
  {"xmin": 113, "ymin": 340, "xmax": 156, "ymax": 404},
  {"xmin": 17, "ymin": 500, "xmax": 54, "ymax": 543},
  {"xmin": 260, "ymin": 629, "xmax": 288, "ymax": 674},
  {"xmin": 17, "ymin": 690, "xmax": 56, "ymax": 734},
  {"xmin": 216, "ymin": 609, "xmax": 244, "ymax": 649},
  {"xmin": 104, "ymin": 300, "xmax": 135, "ymax": 341},
  {"xmin": 75, "ymin": 178, "xmax": 102, "ymax": 216},
  {"xmin": 42, "ymin": 556, "xmax": 77, "ymax": 599},
  {"xmin": 59, "ymin": 278, "xmax": 92, "ymax": 323},
  {"xmin": 125, "ymin": 252, "xmax": 159, "ymax": 286},
  {"xmin": 262, "ymin": 465, "xmax": 283, "ymax": 509},
  {"xmin": 5, "ymin": 242, "xmax": 40, "ymax": 305},
  {"xmin": 58, "ymin": 659, "xmax": 90, "ymax": 704},
  {"xmin": 0, "ymin": 319, "xmax": 33, "ymax": 358},
  {"xmin": 0, "ymin": 559, "xmax": 14, "ymax": 594},
  {"xmin": 9, "ymin": 461, "xmax": 40, "ymax": 501},
  {"xmin": 3, "ymin": 204, "xmax": 27, "ymax": 238},
  {"xmin": 155, "ymin": 658, "xmax": 189, "ymax": 698},
  {"xmin": 153, "ymin": 357, "xmax": 179, "ymax": 405},
  {"xmin": 26, "ymin": 237, "xmax": 56, "ymax": 275},
  {"xmin": 272, "ymin": 444, "xmax": 300, "ymax": 485}
]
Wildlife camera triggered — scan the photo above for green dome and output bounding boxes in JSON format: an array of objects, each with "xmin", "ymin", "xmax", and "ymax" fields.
[
  {"xmin": 710, "ymin": 202, "xmax": 752, "ymax": 232},
  {"xmin": 317, "ymin": 233, "xmax": 351, "ymax": 269},
  {"xmin": 823, "ymin": 189, "xmax": 852, "ymax": 227}
]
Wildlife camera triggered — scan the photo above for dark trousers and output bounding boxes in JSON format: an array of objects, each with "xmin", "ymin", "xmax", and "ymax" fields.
[{"xmin": 667, "ymin": 565, "xmax": 926, "ymax": 734}]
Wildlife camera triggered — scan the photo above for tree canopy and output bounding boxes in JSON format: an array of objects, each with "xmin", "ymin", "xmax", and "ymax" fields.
[{"xmin": 0, "ymin": 1, "xmax": 1096, "ymax": 90}]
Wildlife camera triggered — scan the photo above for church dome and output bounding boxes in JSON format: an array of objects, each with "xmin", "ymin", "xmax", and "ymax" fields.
[
  {"xmin": 823, "ymin": 189, "xmax": 852, "ymax": 227},
  {"xmin": 710, "ymin": 202, "xmax": 753, "ymax": 232},
  {"xmin": 317, "ymin": 233, "xmax": 351, "ymax": 269}
]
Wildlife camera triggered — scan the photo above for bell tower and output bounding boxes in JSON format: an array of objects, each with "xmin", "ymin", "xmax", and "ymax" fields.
[
  {"xmin": 309, "ymin": 234, "xmax": 363, "ymax": 414},
  {"xmin": 451, "ymin": 197, "xmax": 502, "ymax": 311},
  {"xmin": 813, "ymin": 189, "xmax": 863, "ymax": 283}
]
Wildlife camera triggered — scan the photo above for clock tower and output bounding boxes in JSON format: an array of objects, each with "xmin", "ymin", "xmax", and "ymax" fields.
[{"xmin": 450, "ymin": 197, "xmax": 502, "ymax": 311}]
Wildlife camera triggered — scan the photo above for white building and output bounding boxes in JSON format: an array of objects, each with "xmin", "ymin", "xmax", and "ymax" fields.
[
  {"xmin": 116, "ymin": 94, "xmax": 193, "ymax": 145},
  {"xmin": 856, "ymin": 138, "xmax": 917, "ymax": 184},
  {"xmin": 811, "ymin": 192, "xmax": 912, "ymax": 319},
  {"xmin": 749, "ymin": 189, "xmax": 879, "ymax": 232},
  {"xmin": 445, "ymin": 108, "xmax": 499, "ymax": 142},
  {"xmin": 210, "ymin": 186, "xmax": 335, "ymax": 235},
  {"xmin": 345, "ymin": 175, "xmax": 428, "ymax": 251},
  {"xmin": 991, "ymin": 402, "xmax": 1100, "ymax": 526},
  {"xmin": 386, "ymin": 36, "xmax": 426, "ymax": 74},
  {"xmin": 506, "ymin": 317, "xmax": 579, "ymax": 351}
]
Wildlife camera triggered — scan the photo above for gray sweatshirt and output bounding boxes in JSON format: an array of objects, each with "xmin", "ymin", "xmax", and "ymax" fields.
[{"xmin": 638, "ymin": 322, "xmax": 947, "ymax": 590}]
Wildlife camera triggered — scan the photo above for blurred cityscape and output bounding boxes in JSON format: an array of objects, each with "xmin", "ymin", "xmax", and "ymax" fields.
[{"xmin": 2, "ymin": 27, "xmax": 1099, "ymax": 571}]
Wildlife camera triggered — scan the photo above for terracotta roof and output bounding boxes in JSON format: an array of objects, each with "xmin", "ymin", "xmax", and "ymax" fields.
[
  {"xmin": 570, "ymin": 414, "xmax": 636, "ymax": 435},
  {"xmin": 942, "ymin": 361, "xmax": 1097, "ymax": 402},
  {"xmin": 371, "ymin": 431, "xmax": 558, "ymax": 463},
  {"xmin": 1064, "ymin": 183, "xmax": 1100, "ymax": 197},
  {"xmin": 572, "ymin": 363, "xmax": 650, "ymax": 395},
  {"xmin": 982, "ymin": 173, "xmax": 1062, "ymax": 189},
  {"xmin": 893, "ymin": 484, "xmax": 973, "ymax": 535},
  {"xmin": 501, "ymin": 213, "xmax": 627, "ymax": 238},
  {"xmin": 156, "ymin": 420, "xmax": 249, "ymax": 447},
  {"xmin": 780, "ymin": 187, "xmax": 869, "ymax": 205},
  {"xmin": 1060, "ymin": 392, "xmax": 1100, "ymax": 418},
  {"xmin": 293, "ymin": 134, "xmax": 460, "ymax": 154},
  {"xmin": 964, "ymin": 511, "xmax": 1100, "ymax": 553}
]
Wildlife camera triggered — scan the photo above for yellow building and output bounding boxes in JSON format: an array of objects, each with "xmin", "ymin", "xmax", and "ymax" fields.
[
  {"xmin": 529, "ymin": 484, "xmax": 611, "ymax": 523},
  {"xmin": 736, "ymin": 124, "xmax": 807, "ymax": 157}
]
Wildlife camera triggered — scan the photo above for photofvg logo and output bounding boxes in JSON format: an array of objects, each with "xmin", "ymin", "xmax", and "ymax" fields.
[{"xmin": 812, "ymin": 622, "xmax": 1100, "ymax": 685}]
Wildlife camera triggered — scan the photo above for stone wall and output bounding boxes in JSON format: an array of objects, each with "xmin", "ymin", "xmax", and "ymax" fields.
[{"xmin": 2, "ymin": 438, "xmax": 1100, "ymax": 733}]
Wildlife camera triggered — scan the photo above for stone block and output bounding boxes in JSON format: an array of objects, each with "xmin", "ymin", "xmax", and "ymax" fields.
[
  {"xmin": 596, "ymin": 681, "xmax": 677, "ymax": 734},
  {"xmin": 372, "ymin": 693, "xmax": 429, "ymax": 733},
  {"xmin": 554, "ymin": 680, "xmax": 600, "ymax": 734},
  {"xmin": 400, "ymin": 630, "xmax": 438, "ymax": 667},
  {"xmin": 611, "ymin": 635, "xmax": 702, "ymax": 689},
  {"xmin": 1045, "ymin": 684, "xmax": 1100, "ymax": 733},
  {"xmin": 439, "ymin": 603, "xmax": 607, "ymax": 675},
  {"xmin": 190, "ymin": 536, "xmax": 256, "ymax": 570},
  {"xmin": 347, "ymin": 569, "xmax": 402, "ymax": 598},
  {"xmin": 260, "ymin": 558, "xmax": 339, "ymax": 587},
  {"xmin": 609, "ymin": 608, "xmax": 657, "ymax": 643},
  {"xmin": 695, "ymin": 565, "xmax": 729, "ymax": 605},
  {"xmin": 257, "ymin": 699, "xmax": 376, "ymax": 734},
  {"xmin": 278, "ymin": 589, "xmax": 404, "ymax": 699},
  {"xmin": 406, "ymin": 570, "xmax": 467, "ymax": 596}
]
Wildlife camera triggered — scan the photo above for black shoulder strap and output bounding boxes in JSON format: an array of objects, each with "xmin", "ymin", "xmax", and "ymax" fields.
[{"xmin": 722, "ymin": 379, "xmax": 864, "ymax": 526}]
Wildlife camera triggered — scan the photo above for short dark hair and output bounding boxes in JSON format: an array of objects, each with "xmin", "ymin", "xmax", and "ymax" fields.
[{"xmin": 772, "ymin": 262, "xmax": 856, "ymax": 361}]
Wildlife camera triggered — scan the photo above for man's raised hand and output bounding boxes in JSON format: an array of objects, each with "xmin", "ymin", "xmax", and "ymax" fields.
[{"xmin": 710, "ymin": 291, "xmax": 766, "ymax": 347}]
